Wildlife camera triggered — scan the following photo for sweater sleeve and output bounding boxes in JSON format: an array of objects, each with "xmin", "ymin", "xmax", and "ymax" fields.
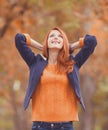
[
  {"xmin": 74, "ymin": 34, "xmax": 97, "ymax": 69},
  {"xmin": 23, "ymin": 33, "xmax": 31, "ymax": 45},
  {"xmin": 15, "ymin": 33, "xmax": 36, "ymax": 67}
]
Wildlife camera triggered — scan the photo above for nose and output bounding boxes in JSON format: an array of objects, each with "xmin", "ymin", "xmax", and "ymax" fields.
[{"xmin": 54, "ymin": 35, "xmax": 58, "ymax": 40}]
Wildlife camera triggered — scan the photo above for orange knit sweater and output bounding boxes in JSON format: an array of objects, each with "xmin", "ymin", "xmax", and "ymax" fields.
[{"xmin": 32, "ymin": 64, "xmax": 79, "ymax": 122}]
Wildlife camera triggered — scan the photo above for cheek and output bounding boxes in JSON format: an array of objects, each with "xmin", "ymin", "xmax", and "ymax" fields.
[
  {"xmin": 61, "ymin": 38, "xmax": 63, "ymax": 43},
  {"xmin": 47, "ymin": 40, "xmax": 51, "ymax": 48},
  {"xmin": 48, "ymin": 38, "xmax": 51, "ymax": 44},
  {"xmin": 61, "ymin": 40, "xmax": 63, "ymax": 46},
  {"xmin": 47, "ymin": 39, "xmax": 50, "ymax": 46}
]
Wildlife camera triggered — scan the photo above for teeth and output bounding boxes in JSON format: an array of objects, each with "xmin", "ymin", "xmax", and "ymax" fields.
[{"xmin": 51, "ymin": 41, "xmax": 60, "ymax": 44}]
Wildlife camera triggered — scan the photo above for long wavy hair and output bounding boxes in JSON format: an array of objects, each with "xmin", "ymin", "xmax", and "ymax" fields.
[{"xmin": 42, "ymin": 27, "xmax": 75, "ymax": 73}]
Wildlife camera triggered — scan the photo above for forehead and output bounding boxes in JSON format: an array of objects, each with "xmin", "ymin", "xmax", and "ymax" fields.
[{"xmin": 49, "ymin": 30, "xmax": 61, "ymax": 35}]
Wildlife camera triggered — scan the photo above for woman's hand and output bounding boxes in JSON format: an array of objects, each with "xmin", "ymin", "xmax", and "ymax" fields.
[
  {"xmin": 69, "ymin": 38, "xmax": 84, "ymax": 53},
  {"xmin": 23, "ymin": 33, "xmax": 84, "ymax": 53},
  {"xmin": 30, "ymin": 38, "xmax": 43, "ymax": 51},
  {"xmin": 23, "ymin": 33, "xmax": 43, "ymax": 51}
]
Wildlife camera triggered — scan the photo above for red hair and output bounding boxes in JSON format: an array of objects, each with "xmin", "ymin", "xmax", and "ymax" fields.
[{"xmin": 43, "ymin": 27, "xmax": 75, "ymax": 73}]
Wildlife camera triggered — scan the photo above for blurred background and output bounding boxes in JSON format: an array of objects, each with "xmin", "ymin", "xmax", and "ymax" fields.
[{"xmin": 0, "ymin": 0, "xmax": 108, "ymax": 130}]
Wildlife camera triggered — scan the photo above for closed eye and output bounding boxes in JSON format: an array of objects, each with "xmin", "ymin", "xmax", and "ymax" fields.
[
  {"xmin": 58, "ymin": 34, "xmax": 63, "ymax": 38},
  {"xmin": 49, "ymin": 34, "xmax": 54, "ymax": 37}
]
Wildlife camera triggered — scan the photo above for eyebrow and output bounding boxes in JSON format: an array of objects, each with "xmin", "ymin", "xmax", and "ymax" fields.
[{"xmin": 49, "ymin": 33, "xmax": 54, "ymax": 37}]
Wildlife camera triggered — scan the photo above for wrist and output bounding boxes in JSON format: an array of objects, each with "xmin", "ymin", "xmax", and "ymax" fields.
[
  {"xmin": 23, "ymin": 33, "xmax": 31, "ymax": 45},
  {"xmin": 79, "ymin": 38, "xmax": 84, "ymax": 47}
]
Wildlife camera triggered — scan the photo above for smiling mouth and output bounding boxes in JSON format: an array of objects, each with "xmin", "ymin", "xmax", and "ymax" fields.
[{"xmin": 51, "ymin": 41, "xmax": 60, "ymax": 44}]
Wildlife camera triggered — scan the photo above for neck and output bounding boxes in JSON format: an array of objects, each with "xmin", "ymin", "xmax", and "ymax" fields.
[{"xmin": 48, "ymin": 49, "xmax": 59, "ymax": 64}]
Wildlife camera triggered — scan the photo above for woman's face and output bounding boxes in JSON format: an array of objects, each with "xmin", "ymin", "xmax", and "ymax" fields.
[{"xmin": 47, "ymin": 30, "xmax": 63, "ymax": 50}]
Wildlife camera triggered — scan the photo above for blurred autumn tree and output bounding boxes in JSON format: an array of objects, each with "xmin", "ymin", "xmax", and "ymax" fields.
[{"xmin": 0, "ymin": 0, "xmax": 108, "ymax": 130}]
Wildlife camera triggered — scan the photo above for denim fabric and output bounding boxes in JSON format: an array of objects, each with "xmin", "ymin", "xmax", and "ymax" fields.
[{"xmin": 32, "ymin": 121, "xmax": 74, "ymax": 130}]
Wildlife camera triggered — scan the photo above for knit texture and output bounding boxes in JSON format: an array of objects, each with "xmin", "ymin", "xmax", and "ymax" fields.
[{"xmin": 32, "ymin": 64, "xmax": 79, "ymax": 122}]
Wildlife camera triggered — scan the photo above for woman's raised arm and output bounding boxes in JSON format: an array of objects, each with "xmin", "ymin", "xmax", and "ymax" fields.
[
  {"xmin": 69, "ymin": 38, "xmax": 84, "ymax": 53},
  {"xmin": 24, "ymin": 33, "xmax": 84, "ymax": 52},
  {"xmin": 74, "ymin": 34, "xmax": 97, "ymax": 68},
  {"xmin": 23, "ymin": 34, "xmax": 43, "ymax": 51}
]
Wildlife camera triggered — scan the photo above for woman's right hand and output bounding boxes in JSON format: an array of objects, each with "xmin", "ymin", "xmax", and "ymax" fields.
[{"xmin": 23, "ymin": 33, "xmax": 43, "ymax": 51}]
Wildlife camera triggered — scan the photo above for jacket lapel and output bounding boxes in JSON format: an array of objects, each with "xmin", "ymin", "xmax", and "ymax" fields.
[
  {"xmin": 28, "ymin": 57, "xmax": 48, "ymax": 98},
  {"xmin": 68, "ymin": 66, "xmax": 81, "ymax": 99}
]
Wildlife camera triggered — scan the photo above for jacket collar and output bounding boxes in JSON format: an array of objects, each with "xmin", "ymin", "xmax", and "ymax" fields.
[{"xmin": 39, "ymin": 54, "xmax": 47, "ymax": 61}]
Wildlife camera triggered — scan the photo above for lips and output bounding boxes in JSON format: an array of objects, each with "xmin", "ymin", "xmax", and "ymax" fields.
[{"xmin": 51, "ymin": 40, "xmax": 60, "ymax": 44}]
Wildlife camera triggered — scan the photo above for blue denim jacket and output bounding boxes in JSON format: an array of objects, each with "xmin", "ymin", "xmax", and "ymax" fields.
[{"xmin": 15, "ymin": 34, "xmax": 97, "ymax": 110}]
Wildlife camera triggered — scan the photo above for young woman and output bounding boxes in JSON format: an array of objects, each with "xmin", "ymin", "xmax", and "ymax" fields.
[{"xmin": 15, "ymin": 27, "xmax": 97, "ymax": 130}]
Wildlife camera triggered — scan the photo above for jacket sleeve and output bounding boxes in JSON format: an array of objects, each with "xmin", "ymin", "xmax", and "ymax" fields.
[
  {"xmin": 74, "ymin": 34, "xmax": 97, "ymax": 69},
  {"xmin": 15, "ymin": 33, "xmax": 35, "ymax": 67}
]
